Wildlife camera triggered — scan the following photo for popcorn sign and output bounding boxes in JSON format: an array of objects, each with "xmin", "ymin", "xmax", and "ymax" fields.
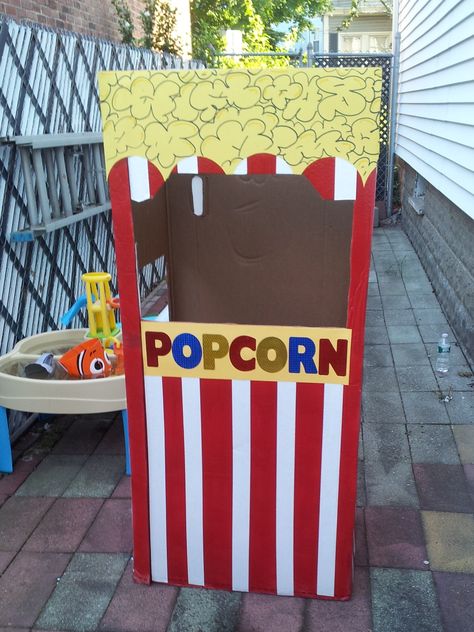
[{"xmin": 142, "ymin": 322, "xmax": 351, "ymax": 385}]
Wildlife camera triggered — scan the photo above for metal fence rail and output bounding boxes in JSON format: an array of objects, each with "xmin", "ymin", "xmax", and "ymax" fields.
[{"xmin": 0, "ymin": 16, "xmax": 201, "ymax": 356}]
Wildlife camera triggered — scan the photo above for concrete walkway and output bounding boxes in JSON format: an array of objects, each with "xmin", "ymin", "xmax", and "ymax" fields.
[{"xmin": 0, "ymin": 224, "xmax": 473, "ymax": 632}]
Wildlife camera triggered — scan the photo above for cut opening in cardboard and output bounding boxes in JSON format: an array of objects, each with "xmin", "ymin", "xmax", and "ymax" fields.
[{"xmin": 133, "ymin": 174, "xmax": 354, "ymax": 328}]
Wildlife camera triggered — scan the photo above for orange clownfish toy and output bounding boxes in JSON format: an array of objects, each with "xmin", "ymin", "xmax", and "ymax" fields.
[{"xmin": 59, "ymin": 338, "xmax": 112, "ymax": 379}]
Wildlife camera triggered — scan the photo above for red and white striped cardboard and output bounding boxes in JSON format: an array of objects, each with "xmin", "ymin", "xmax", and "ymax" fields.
[{"xmin": 108, "ymin": 153, "xmax": 376, "ymax": 599}]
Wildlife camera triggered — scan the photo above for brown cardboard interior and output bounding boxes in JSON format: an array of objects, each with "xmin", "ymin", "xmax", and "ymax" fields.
[{"xmin": 132, "ymin": 174, "xmax": 353, "ymax": 328}]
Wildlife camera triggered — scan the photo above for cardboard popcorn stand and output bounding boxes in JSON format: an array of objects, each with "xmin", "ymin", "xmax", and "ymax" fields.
[{"xmin": 99, "ymin": 68, "xmax": 381, "ymax": 599}]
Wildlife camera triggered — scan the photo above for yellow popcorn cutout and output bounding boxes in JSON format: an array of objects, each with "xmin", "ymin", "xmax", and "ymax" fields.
[{"xmin": 99, "ymin": 68, "xmax": 382, "ymax": 182}]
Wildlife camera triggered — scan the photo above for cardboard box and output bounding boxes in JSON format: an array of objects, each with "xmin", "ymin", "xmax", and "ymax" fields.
[{"xmin": 99, "ymin": 68, "xmax": 382, "ymax": 599}]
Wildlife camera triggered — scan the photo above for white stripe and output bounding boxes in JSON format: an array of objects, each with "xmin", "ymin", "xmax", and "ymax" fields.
[
  {"xmin": 276, "ymin": 382, "xmax": 296, "ymax": 596},
  {"xmin": 128, "ymin": 156, "xmax": 150, "ymax": 202},
  {"xmin": 182, "ymin": 377, "xmax": 204, "ymax": 586},
  {"xmin": 177, "ymin": 156, "xmax": 198, "ymax": 174},
  {"xmin": 144, "ymin": 376, "xmax": 168, "ymax": 583},
  {"xmin": 231, "ymin": 380, "xmax": 251, "ymax": 592},
  {"xmin": 233, "ymin": 159, "xmax": 248, "ymax": 175},
  {"xmin": 276, "ymin": 157, "xmax": 293, "ymax": 174},
  {"xmin": 317, "ymin": 383, "xmax": 344, "ymax": 597},
  {"xmin": 334, "ymin": 158, "xmax": 357, "ymax": 200}
]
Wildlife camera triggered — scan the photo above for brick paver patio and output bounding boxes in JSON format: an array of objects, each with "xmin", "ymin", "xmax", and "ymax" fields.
[{"xmin": 0, "ymin": 224, "xmax": 473, "ymax": 631}]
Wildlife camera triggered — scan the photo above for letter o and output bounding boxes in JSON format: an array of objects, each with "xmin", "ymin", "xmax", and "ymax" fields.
[
  {"xmin": 256, "ymin": 337, "xmax": 287, "ymax": 373},
  {"xmin": 172, "ymin": 333, "xmax": 202, "ymax": 369}
]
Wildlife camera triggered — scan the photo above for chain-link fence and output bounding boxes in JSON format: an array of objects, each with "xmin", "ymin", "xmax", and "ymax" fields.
[{"xmin": 0, "ymin": 16, "xmax": 203, "ymax": 357}]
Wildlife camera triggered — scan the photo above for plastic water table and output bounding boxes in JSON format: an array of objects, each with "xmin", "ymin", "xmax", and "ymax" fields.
[{"xmin": 0, "ymin": 329, "xmax": 129, "ymax": 474}]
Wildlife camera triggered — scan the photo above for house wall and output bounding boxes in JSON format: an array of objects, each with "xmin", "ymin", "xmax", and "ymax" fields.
[
  {"xmin": 0, "ymin": 0, "xmax": 145, "ymax": 41},
  {"xmin": 396, "ymin": 0, "xmax": 474, "ymax": 363}
]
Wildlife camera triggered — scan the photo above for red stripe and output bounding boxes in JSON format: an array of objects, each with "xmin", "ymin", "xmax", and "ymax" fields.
[
  {"xmin": 293, "ymin": 383, "xmax": 324, "ymax": 597},
  {"xmin": 108, "ymin": 160, "xmax": 150, "ymax": 583},
  {"xmin": 247, "ymin": 153, "xmax": 276, "ymax": 174},
  {"xmin": 303, "ymin": 157, "xmax": 336, "ymax": 200},
  {"xmin": 200, "ymin": 379, "xmax": 233, "ymax": 590},
  {"xmin": 162, "ymin": 377, "xmax": 188, "ymax": 585},
  {"xmin": 197, "ymin": 157, "xmax": 225, "ymax": 174},
  {"xmin": 147, "ymin": 161, "xmax": 165, "ymax": 197},
  {"xmin": 249, "ymin": 381, "xmax": 277, "ymax": 593},
  {"xmin": 334, "ymin": 169, "xmax": 377, "ymax": 598}
]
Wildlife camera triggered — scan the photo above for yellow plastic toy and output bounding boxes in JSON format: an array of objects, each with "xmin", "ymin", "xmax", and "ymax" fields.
[{"xmin": 82, "ymin": 272, "xmax": 120, "ymax": 341}]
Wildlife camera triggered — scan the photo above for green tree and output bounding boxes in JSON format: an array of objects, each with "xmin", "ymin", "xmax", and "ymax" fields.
[
  {"xmin": 190, "ymin": 0, "xmax": 333, "ymax": 64},
  {"xmin": 112, "ymin": 0, "xmax": 181, "ymax": 54}
]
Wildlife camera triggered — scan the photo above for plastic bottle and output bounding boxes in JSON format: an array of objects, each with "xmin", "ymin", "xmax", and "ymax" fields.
[{"xmin": 435, "ymin": 333, "xmax": 450, "ymax": 374}]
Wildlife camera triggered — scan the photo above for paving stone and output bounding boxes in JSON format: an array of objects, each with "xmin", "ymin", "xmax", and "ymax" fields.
[
  {"xmin": 362, "ymin": 391, "xmax": 405, "ymax": 424},
  {"xmin": 365, "ymin": 310, "xmax": 385, "ymax": 327},
  {"xmin": 52, "ymin": 415, "xmax": 113, "ymax": 455},
  {"xmin": 100, "ymin": 560, "xmax": 177, "ymax": 632},
  {"xmin": 355, "ymin": 508, "xmax": 368, "ymax": 566},
  {"xmin": 391, "ymin": 343, "xmax": 431, "ymax": 367},
  {"xmin": 15, "ymin": 455, "xmax": 88, "ymax": 497},
  {"xmin": 422, "ymin": 511, "xmax": 474, "ymax": 573},
  {"xmin": 0, "ymin": 494, "xmax": 6, "ymax": 508},
  {"xmin": 402, "ymin": 392, "xmax": 450, "ymax": 424},
  {"xmin": 367, "ymin": 295, "xmax": 383, "ymax": 310},
  {"xmin": 436, "ymin": 367, "xmax": 474, "ymax": 391},
  {"xmin": 433, "ymin": 571, "xmax": 474, "ymax": 632},
  {"xmin": 63, "ymin": 455, "xmax": 124, "ymax": 498},
  {"xmin": 414, "ymin": 464, "xmax": 474, "ymax": 513},
  {"xmin": 93, "ymin": 417, "xmax": 125, "ymax": 455},
  {"xmin": 363, "ymin": 345, "xmax": 393, "ymax": 367},
  {"xmin": 419, "ymin": 324, "xmax": 454, "ymax": 344},
  {"xmin": 446, "ymin": 392, "xmax": 474, "ymax": 424},
  {"xmin": 378, "ymin": 272, "xmax": 403, "ymax": 284},
  {"xmin": 363, "ymin": 367, "xmax": 399, "ymax": 393},
  {"xmin": 379, "ymin": 281, "xmax": 408, "ymax": 297},
  {"xmin": 452, "ymin": 425, "xmax": 474, "ymax": 463},
  {"xmin": 0, "ymin": 551, "xmax": 70, "ymax": 628},
  {"xmin": 464, "ymin": 464, "xmax": 474, "ymax": 500},
  {"xmin": 363, "ymin": 423, "xmax": 411, "ymax": 467},
  {"xmin": 368, "ymin": 269, "xmax": 378, "ymax": 281},
  {"xmin": 356, "ymin": 461, "xmax": 366, "ymax": 507},
  {"xmin": 23, "ymin": 498, "xmax": 103, "ymax": 553},
  {"xmin": 408, "ymin": 293, "xmax": 441, "ymax": 309},
  {"xmin": 168, "ymin": 587, "xmax": 241, "ymax": 632},
  {"xmin": 396, "ymin": 366, "xmax": 438, "ymax": 392},
  {"xmin": 371, "ymin": 568, "xmax": 443, "ymax": 632},
  {"xmin": 0, "ymin": 551, "xmax": 15, "ymax": 574},
  {"xmin": 387, "ymin": 325, "xmax": 422, "ymax": 345},
  {"xmin": 368, "ymin": 282, "xmax": 380, "ymax": 296},
  {"xmin": 111, "ymin": 475, "xmax": 131, "ymax": 498},
  {"xmin": 365, "ymin": 460, "xmax": 419, "ymax": 507},
  {"xmin": 384, "ymin": 309, "xmax": 416, "ymax": 326},
  {"xmin": 80, "ymin": 499, "xmax": 132, "ymax": 553},
  {"xmin": 0, "ymin": 496, "xmax": 55, "ymax": 551},
  {"xmin": 381, "ymin": 294, "xmax": 411, "ymax": 310},
  {"xmin": 35, "ymin": 552, "xmax": 129, "ymax": 632},
  {"xmin": 408, "ymin": 425, "xmax": 459, "ymax": 464},
  {"xmin": 0, "ymin": 456, "xmax": 42, "ymax": 496},
  {"xmin": 413, "ymin": 308, "xmax": 449, "ymax": 326},
  {"xmin": 238, "ymin": 594, "xmax": 304, "ymax": 631},
  {"xmin": 306, "ymin": 567, "xmax": 371, "ymax": 631},
  {"xmin": 365, "ymin": 507, "xmax": 427, "ymax": 569},
  {"xmin": 365, "ymin": 326, "xmax": 389, "ymax": 345},
  {"xmin": 405, "ymin": 280, "xmax": 435, "ymax": 295}
]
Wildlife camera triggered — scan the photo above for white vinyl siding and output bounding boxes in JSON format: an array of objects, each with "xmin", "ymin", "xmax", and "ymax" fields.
[{"xmin": 396, "ymin": 0, "xmax": 474, "ymax": 219}]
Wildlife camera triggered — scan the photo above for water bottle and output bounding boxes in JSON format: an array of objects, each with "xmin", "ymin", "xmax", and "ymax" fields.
[{"xmin": 435, "ymin": 333, "xmax": 450, "ymax": 374}]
